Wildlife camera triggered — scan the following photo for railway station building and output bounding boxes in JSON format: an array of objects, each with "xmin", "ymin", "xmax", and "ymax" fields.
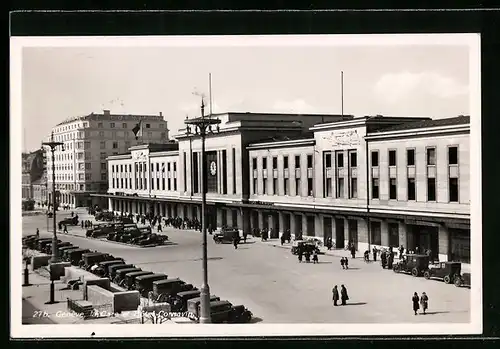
[{"xmin": 94, "ymin": 112, "xmax": 471, "ymax": 263}]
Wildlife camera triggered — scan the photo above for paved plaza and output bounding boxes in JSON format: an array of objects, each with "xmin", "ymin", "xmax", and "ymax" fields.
[{"xmin": 21, "ymin": 209, "xmax": 471, "ymax": 324}]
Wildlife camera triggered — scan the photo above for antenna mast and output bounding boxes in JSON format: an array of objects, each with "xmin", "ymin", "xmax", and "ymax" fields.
[{"xmin": 341, "ymin": 71, "xmax": 344, "ymax": 119}]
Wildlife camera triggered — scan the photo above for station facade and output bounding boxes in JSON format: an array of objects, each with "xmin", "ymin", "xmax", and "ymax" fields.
[{"xmin": 95, "ymin": 112, "xmax": 471, "ymax": 263}]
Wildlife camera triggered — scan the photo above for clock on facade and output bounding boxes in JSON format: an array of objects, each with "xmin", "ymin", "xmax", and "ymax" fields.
[{"xmin": 210, "ymin": 161, "xmax": 217, "ymax": 176}]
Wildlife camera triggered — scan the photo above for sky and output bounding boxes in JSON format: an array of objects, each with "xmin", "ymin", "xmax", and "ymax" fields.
[{"xmin": 20, "ymin": 40, "xmax": 471, "ymax": 152}]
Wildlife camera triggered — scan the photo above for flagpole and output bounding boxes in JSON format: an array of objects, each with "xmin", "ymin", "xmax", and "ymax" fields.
[
  {"xmin": 209, "ymin": 73, "xmax": 213, "ymax": 118},
  {"xmin": 341, "ymin": 71, "xmax": 344, "ymax": 120}
]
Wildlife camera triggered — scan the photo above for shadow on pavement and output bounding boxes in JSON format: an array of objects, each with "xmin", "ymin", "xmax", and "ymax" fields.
[
  {"xmin": 345, "ymin": 267, "xmax": 361, "ymax": 270},
  {"xmin": 424, "ymin": 311, "xmax": 451, "ymax": 315},
  {"xmin": 249, "ymin": 316, "xmax": 263, "ymax": 323},
  {"xmin": 137, "ymin": 256, "xmax": 224, "ymax": 265},
  {"xmin": 346, "ymin": 302, "xmax": 367, "ymax": 306}
]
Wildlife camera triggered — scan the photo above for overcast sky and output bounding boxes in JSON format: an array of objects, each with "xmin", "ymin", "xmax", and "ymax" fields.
[{"xmin": 21, "ymin": 43, "xmax": 470, "ymax": 152}]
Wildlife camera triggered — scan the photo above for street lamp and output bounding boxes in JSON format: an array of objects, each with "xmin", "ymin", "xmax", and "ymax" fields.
[
  {"xmin": 41, "ymin": 131, "xmax": 64, "ymax": 304},
  {"xmin": 185, "ymin": 98, "xmax": 221, "ymax": 324}
]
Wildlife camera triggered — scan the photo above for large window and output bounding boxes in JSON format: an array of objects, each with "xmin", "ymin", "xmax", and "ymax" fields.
[
  {"xmin": 427, "ymin": 178, "xmax": 436, "ymax": 201},
  {"xmin": 263, "ymin": 178, "xmax": 267, "ymax": 195},
  {"xmin": 307, "ymin": 178, "xmax": 313, "ymax": 196},
  {"xmin": 449, "ymin": 178, "xmax": 459, "ymax": 202},
  {"xmin": 427, "ymin": 148, "xmax": 436, "ymax": 165},
  {"xmin": 448, "ymin": 146, "xmax": 458, "ymax": 165},
  {"xmin": 389, "ymin": 178, "xmax": 397, "ymax": 200},
  {"xmin": 350, "ymin": 178, "xmax": 357, "ymax": 198},
  {"xmin": 371, "ymin": 151, "xmax": 379, "ymax": 167},
  {"xmin": 284, "ymin": 178, "xmax": 289, "ymax": 195},
  {"xmin": 252, "ymin": 158, "xmax": 257, "ymax": 170},
  {"xmin": 407, "ymin": 178, "xmax": 416, "ymax": 200},
  {"xmin": 253, "ymin": 178, "xmax": 257, "ymax": 194},
  {"xmin": 284, "ymin": 156, "xmax": 289, "ymax": 169},
  {"xmin": 388, "ymin": 223, "xmax": 399, "ymax": 247},
  {"xmin": 295, "ymin": 155, "xmax": 300, "ymax": 168},
  {"xmin": 326, "ymin": 177, "xmax": 332, "ymax": 197},
  {"xmin": 337, "ymin": 152, "xmax": 344, "ymax": 168},
  {"xmin": 372, "ymin": 178, "xmax": 379, "ymax": 199},
  {"xmin": 307, "ymin": 155, "xmax": 313, "ymax": 168},
  {"xmin": 192, "ymin": 152, "xmax": 199, "ymax": 193},
  {"xmin": 273, "ymin": 157, "xmax": 278, "ymax": 169},
  {"xmin": 350, "ymin": 152, "xmax": 357, "ymax": 167},
  {"xmin": 262, "ymin": 157, "xmax": 267, "ymax": 170},
  {"xmin": 295, "ymin": 178, "xmax": 301, "ymax": 196},
  {"xmin": 407, "ymin": 149, "xmax": 415, "ymax": 166},
  {"xmin": 337, "ymin": 177, "xmax": 345, "ymax": 198},
  {"xmin": 389, "ymin": 150, "xmax": 397, "ymax": 166}
]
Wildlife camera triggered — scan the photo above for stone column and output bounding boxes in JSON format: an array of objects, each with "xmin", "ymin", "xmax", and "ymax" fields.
[
  {"xmin": 237, "ymin": 209, "xmax": 243, "ymax": 230},
  {"xmin": 278, "ymin": 212, "xmax": 284, "ymax": 236},
  {"xmin": 258, "ymin": 210, "xmax": 264, "ymax": 230},
  {"xmin": 242, "ymin": 208, "xmax": 251, "ymax": 235},
  {"xmin": 398, "ymin": 221, "xmax": 407, "ymax": 249},
  {"xmin": 302, "ymin": 214, "xmax": 307, "ymax": 236},
  {"xmin": 315, "ymin": 215, "xmax": 324, "ymax": 240},
  {"xmin": 108, "ymin": 198, "xmax": 113, "ymax": 211},
  {"xmin": 216, "ymin": 208, "xmax": 223, "ymax": 228},
  {"xmin": 438, "ymin": 225, "xmax": 450, "ymax": 262},
  {"xmin": 381, "ymin": 220, "xmax": 389, "ymax": 248},
  {"xmin": 290, "ymin": 214, "xmax": 296, "ymax": 237}
]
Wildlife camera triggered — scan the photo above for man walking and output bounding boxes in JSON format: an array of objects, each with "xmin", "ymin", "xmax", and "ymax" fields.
[
  {"xmin": 340, "ymin": 285, "xmax": 349, "ymax": 305},
  {"xmin": 332, "ymin": 285, "xmax": 340, "ymax": 306}
]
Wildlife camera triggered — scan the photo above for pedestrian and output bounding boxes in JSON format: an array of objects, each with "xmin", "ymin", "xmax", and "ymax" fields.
[
  {"xmin": 420, "ymin": 292, "xmax": 429, "ymax": 315},
  {"xmin": 298, "ymin": 250, "xmax": 303, "ymax": 263},
  {"xmin": 158, "ymin": 223, "xmax": 162, "ymax": 232},
  {"xmin": 243, "ymin": 232, "xmax": 247, "ymax": 243},
  {"xmin": 35, "ymin": 228, "xmax": 40, "ymax": 239},
  {"xmin": 364, "ymin": 250, "xmax": 370, "ymax": 262},
  {"xmin": 344, "ymin": 257, "xmax": 349, "ymax": 269},
  {"xmin": 233, "ymin": 237, "xmax": 238, "ymax": 249},
  {"xmin": 81, "ymin": 221, "xmax": 84, "ymax": 229},
  {"xmin": 350, "ymin": 245, "xmax": 356, "ymax": 259},
  {"xmin": 340, "ymin": 285, "xmax": 349, "ymax": 305},
  {"xmin": 381, "ymin": 252, "xmax": 387, "ymax": 269},
  {"xmin": 312, "ymin": 250, "xmax": 319, "ymax": 264},
  {"xmin": 399, "ymin": 245, "xmax": 405, "ymax": 259},
  {"xmin": 340, "ymin": 257, "xmax": 345, "ymax": 269},
  {"xmin": 332, "ymin": 285, "xmax": 340, "ymax": 306},
  {"xmin": 304, "ymin": 250, "xmax": 311, "ymax": 263},
  {"xmin": 412, "ymin": 292, "xmax": 420, "ymax": 315},
  {"xmin": 387, "ymin": 252, "xmax": 394, "ymax": 269},
  {"xmin": 63, "ymin": 225, "xmax": 68, "ymax": 234},
  {"xmin": 372, "ymin": 246, "xmax": 378, "ymax": 261},
  {"xmin": 280, "ymin": 234, "xmax": 285, "ymax": 246}
]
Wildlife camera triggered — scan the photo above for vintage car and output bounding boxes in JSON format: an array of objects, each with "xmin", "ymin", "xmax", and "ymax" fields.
[
  {"xmin": 187, "ymin": 295, "xmax": 221, "ymax": 320},
  {"xmin": 454, "ymin": 272, "xmax": 471, "ymax": 288},
  {"xmin": 95, "ymin": 211, "xmax": 115, "ymax": 222},
  {"xmin": 58, "ymin": 245, "xmax": 79, "ymax": 256},
  {"xmin": 123, "ymin": 271, "xmax": 154, "ymax": 290},
  {"xmin": 136, "ymin": 233, "xmax": 168, "ymax": 246},
  {"xmin": 97, "ymin": 259, "xmax": 125, "ymax": 277},
  {"xmin": 213, "ymin": 227, "xmax": 240, "ymax": 244},
  {"xmin": 115, "ymin": 216, "xmax": 134, "ymax": 224},
  {"xmin": 58, "ymin": 216, "xmax": 79, "ymax": 228},
  {"xmin": 42, "ymin": 241, "xmax": 72, "ymax": 254},
  {"xmin": 113, "ymin": 267, "xmax": 142, "ymax": 286},
  {"xmin": 152, "ymin": 278, "xmax": 186, "ymax": 302},
  {"xmin": 38, "ymin": 239, "xmax": 61, "ymax": 252},
  {"xmin": 129, "ymin": 232, "xmax": 151, "ymax": 244},
  {"xmin": 169, "ymin": 290, "xmax": 201, "ymax": 312},
  {"xmin": 134, "ymin": 273, "xmax": 168, "ymax": 296},
  {"xmin": 192, "ymin": 300, "xmax": 253, "ymax": 324},
  {"xmin": 291, "ymin": 240, "xmax": 320, "ymax": 255},
  {"xmin": 392, "ymin": 254, "xmax": 430, "ymax": 277},
  {"xmin": 22, "ymin": 235, "xmax": 38, "ymax": 248},
  {"xmin": 424, "ymin": 261, "xmax": 462, "ymax": 284},
  {"xmin": 108, "ymin": 263, "xmax": 136, "ymax": 280},
  {"xmin": 79, "ymin": 252, "xmax": 111, "ymax": 270},
  {"xmin": 66, "ymin": 248, "xmax": 91, "ymax": 265},
  {"xmin": 108, "ymin": 225, "xmax": 141, "ymax": 241},
  {"xmin": 86, "ymin": 223, "xmax": 116, "ymax": 238}
]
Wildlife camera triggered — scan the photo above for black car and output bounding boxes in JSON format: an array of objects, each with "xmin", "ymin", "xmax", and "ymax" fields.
[{"xmin": 59, "ymin": 216, "xmax": 79, "ymax": 228}]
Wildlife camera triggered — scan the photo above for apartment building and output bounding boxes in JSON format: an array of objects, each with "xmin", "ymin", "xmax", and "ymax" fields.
[
  {"xmin": 21, "ymin": 149, "xmax": 45, "ymax": 202},
  {"xmin": 96, "ymin": 113, "xmax": 471, "ymax": 263},
  {"xmin": 45, "ymin": 110, "xmax": 168, "ymax": 208}
]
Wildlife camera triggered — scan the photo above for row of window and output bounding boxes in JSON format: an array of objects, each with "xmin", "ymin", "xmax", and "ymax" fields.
[
  {"xmin": 371, "ymin": 176, "xmax": 459, "ymax": 202},
  {"xmin": 110, "ymin": 162, "xmax": 178, "ymax": 174},
  {"xmin": 370, "ymin": 146, "xmax": 458, "ymax": 167},
  {"xmin": 111, "ymin": 174, "xmax": 178, "ymax": 192},
  {"xmin": 97, "ymin": 122, "xmax": 163, "ymax": 129}
]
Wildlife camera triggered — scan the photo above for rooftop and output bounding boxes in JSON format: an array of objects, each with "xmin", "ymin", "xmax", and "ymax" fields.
[
  {"xmin": 56, "ymin": 110, "xmax": 164, "ymax": 126},
  {"xmin": 373, "ymin": 115, "xmax": 470, "ymax": 133}
]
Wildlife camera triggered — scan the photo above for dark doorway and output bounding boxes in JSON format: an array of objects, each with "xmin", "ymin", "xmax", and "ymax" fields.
[
  {"xmin": 335, "ymin": 218, "xmax": 345, "ymax": 249},
  {"xmin": 348, "ymin": 219, "xmax": 358, "ymax": 250},
  {"xmin": 232, "ymin": 210, "xmax": 238, "ymax": 228},
  {"xmin": 306, "ymin": 216, "xmax": 315, "ymax": 237},
  {"xmin": 222, "ymin": 210, "xmax": 227, "ymax": 227},
  {"xmin": 294, "ymin": 214, "xmax": 303, "ymax": 238},
  {"xmin": 192, "ymin": 206, "xmax": 197, "ymax": 220},
  {"xmin": 283, "ymin": 213, "xmax": 291, "ymax": 232},
  {"xmin": 173, "ymin": 204, "xmax": 178, "ymax": 217},
  {"xmin": 449, "ymin": 228, "xmax": 470, "ymax": 263},
  {"xmin": 251, "ymin": 211, "xmax": 259, "ymax": 230},
  {"xmin": 323, "ymin": 217, "xmax": 332, "ymax": 241},
  {"xmin": 388, "ymin": 222, "xmax": 400, "ymax": 248},
  {"xmin": 263, "ymin": 213, "xmax": 269, "ymax": 230},
  {"xmin": 408, "ymin": 225, "xmax": 439, "ymax": 260},
  {"xmin": 183, "ymin": 205, "xmax": 188, "ymax": 219},
  {"xmin": 207, "ymin": 207, "xmax": 217, "ymax": 230}
]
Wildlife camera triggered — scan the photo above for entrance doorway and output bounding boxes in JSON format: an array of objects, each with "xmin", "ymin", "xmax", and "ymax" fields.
[
  {"xmin": 283, "ymin": 213, "xmax": 291, "ymax": 232},
  {"xmin": 207, "ymin": 207, "xmax": 217, "ymax": 230},
  {"xmin": 408, "ymin": 225, "xmax": 439, "ymax": 259},
  {"xmin": 231, "ymin": 209, "xmax": 238, "ymax": 228},
  {"xmin": 323, "ymin": 217, "xmax": 332, "ymax": 241},
  {"xmin": 348, "ymin": 219, "xmax": 358, "ymax": 250},
  {"xmin": 306, "ymin": 216, "xmax": 315, "ymax": 237},
  {"xmin": 251, "ymin": 211, "xmax": 259, "ymax": 230},
  {"xmin": 294, "ymin": 214, "xmax": 303, "ymax": 238},
  {"xmin": 335, "ymin": 218, "xmax": 345, "ymax": 249}
]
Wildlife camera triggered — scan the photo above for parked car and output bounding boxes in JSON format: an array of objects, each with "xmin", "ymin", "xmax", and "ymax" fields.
[
  {"xmin": 79, "ymin": 252, "xmax": 111, "ymax": 270},
  {"xmin": 424, "ymin": 261, "xmax": 462, "ymax": 284},
  {"xmin": 213, "ymin": 227, "xmax": 240, "ymax": 244},
  {"xmin": 134, "ymin": 273, "xmax": 168, "ymax": 296},
  {"xmin": 291, "ymin": 240, "xmax": 320, "ymax": 255},
  {"xmin": 86, "ymin": 223, "xmax": 116, "ymax": 238},
  {"xmin": 108, "ymin": 263, "xmax": 136, "ymax": 280},
  {"xmin": 169, "ymin": 290, "xmax": 201, "ymax": 312},
  {"xmin": 392, "ymin": 254, "xmax": 430, "ymax": 277},
  {"xmin": 187, "ymin": 295, "xmax": 221, "ymax": 320},
  {"xmin": 97, "ymin": 259, "xmax": 125, "ymax": 277},
  {"xmin": 58, "ymin": 216, "xmax": 79, "ymax": 227},
  {"xmin": 454, "ymin": 272, "xmax": 471, "ymax": 287},
  {"xmin": 95, "ymin": 211, "xmax": 115, "ymax": 222},
  {"xmin": 113, "ymin": 267, "xmax": 142, "ymax": 285},
  {"xmin": 66, "ymin": 248, "xmax": 91, "ymax": 265},
  {"xmin": 123, "ymin": 271, "xmax": 154, "ymax": 290},
  {"xmin": 192, "ymin": 300, "xmax": 253, "ymax": 324},
  {"xmin": 152, "ymin": 278, "xmax": 186, "ymax": 302}
]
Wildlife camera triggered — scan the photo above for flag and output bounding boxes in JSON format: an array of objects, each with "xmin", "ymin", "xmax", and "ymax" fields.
[{"xmin": 132, "ymin": 120, "xmax": 143, "ymax": 140}]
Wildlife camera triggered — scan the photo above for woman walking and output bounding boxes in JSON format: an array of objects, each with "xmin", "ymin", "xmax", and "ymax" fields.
[
  {"xmin": 420, "ymin": 292, "xmax": 429, "ymax": 314},
  {"xmin": 340, "ymin": 285, "xmax": 349, "ymax": 305},
  {"xmin": 412, "ymin": 292, "xmax": 420, "ymax": 315}
]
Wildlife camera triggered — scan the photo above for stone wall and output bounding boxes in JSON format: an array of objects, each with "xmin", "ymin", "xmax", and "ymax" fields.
[
  {"xmin": 113, "ymin": 290, "xmax": 141, "ymax": 313},
  {"xmin": 86, "ymin": 285, "xmax": 114, "ymax": 314}
]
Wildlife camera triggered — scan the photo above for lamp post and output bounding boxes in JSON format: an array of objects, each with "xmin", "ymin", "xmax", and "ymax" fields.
[
  {"xmin": 185, "ymin": 98, "xmax": 220, "ymax": 324},
  {"xmin": 42, "ymin": 131, "xmax": 64, "ymax": 304}
]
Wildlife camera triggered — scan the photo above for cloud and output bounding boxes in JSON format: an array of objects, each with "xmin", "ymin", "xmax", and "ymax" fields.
[
  {"xmin": 272, "ymin": 99, "xmax": 317, "ymax": 113},
  {"xmin": 374, "ymin": 71, "xmax": 468, "ymax": 104}
]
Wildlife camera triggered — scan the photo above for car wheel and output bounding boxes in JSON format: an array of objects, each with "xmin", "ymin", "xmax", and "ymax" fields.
[
  {"xmin": 393, "ymin": 265, "xmax": 400, "ymax": 273},
  {"xmin": 444, "ymin": 275, "xmax": 451, "ymax": 284},
  {"xmin": 454, "ymin": 276, "xmax": 463, "ymax": 287},
  {"xmin": 411, "ymin": 268, "xmax": 419, "ymax": 277},
  {"xmin": 424, "ymin": 271, "xmax": 431, "ymax": 279}
]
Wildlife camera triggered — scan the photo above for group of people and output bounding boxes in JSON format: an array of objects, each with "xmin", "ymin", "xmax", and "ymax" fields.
[
  {"xmin": 332, "ymin": 285, "xmax": 349, "ymax": 306},
  {"xmin": 81, "ymin": 220, "xmax": 93, "ymax": 229},
  {"xmin": 340, "ymin": 257, "xmax": 349, "ymax": 269},
  {"xmin": 297, "ymin": 246, "xmax": 319, "ymax": 264},
  {"xmin": 412, "ymin": 292, "xmax": 429, "ymax": 315}
]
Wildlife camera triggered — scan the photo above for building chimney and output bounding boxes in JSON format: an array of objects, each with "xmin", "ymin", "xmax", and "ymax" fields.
[
  {"xmin": 103, "ymin": 109, "xmax": 110, "ymax": 115},
  {"xmin": 159, "ymin": 112, "xmax": 163, "ymax": 117}
]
